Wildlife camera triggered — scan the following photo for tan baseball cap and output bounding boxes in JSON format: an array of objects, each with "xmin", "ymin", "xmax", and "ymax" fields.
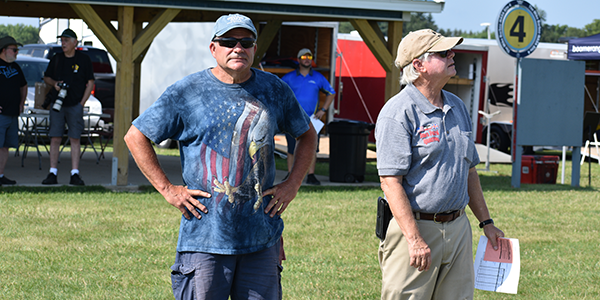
[{"xmin": 395, "ymin": 29, "xmax": 463, "ymax": 69}]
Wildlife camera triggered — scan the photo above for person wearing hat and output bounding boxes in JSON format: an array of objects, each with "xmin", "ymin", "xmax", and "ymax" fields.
[
  {"xmin": 281, "ymin": 48, "xmax": 335, "ymax": 185},
  {"xmin": 41, "ymin": 28, "xmax": 95, "ymax": 186},
  {"xmin": 124, "ymin": 13, "xmax": 316, "ymax": 299},
  {"xmin": 0, "ymin": 36, "xmax": 27, "ymax": 185},
  {"xmin": 375, "ymin": 29, "xmax": 504, "ymax": 299}
]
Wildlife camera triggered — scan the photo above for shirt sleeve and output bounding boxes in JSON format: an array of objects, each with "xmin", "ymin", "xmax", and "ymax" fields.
[
  {"xmin": 318, "ymin": 73, "xmax": 336, "ymax": 95},
  {"xmin": 132, "ymin": 84, "xmax": 183, "ymax": 143},
  {"xmin": 375, "ymin": 116, "xmax": 412, "ymax": 176}
]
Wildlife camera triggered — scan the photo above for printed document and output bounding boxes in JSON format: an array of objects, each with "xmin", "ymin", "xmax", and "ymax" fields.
[
  {"xmin": 473, "ymin": 236, "xmax": 520, "ymax": 294},
  {"xmin": 310, "ymin": 115, "xmax": 325, "ymax": 133}
]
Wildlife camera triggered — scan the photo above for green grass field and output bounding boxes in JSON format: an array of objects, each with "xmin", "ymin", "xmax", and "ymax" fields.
[{"xmin": 1, "ymin": 157, "xmax": 599, "ymax": 299}]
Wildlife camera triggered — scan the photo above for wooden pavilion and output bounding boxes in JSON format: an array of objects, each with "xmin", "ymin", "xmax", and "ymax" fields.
[{"xmin": 1, "ymin": 0, "xmax": 445, "ymax": 185}]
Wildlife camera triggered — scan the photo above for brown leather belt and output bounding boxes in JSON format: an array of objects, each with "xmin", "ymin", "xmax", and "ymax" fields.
[{"xmin": 413, "ymin": 209, "xmax": 463, "ymax": 223}]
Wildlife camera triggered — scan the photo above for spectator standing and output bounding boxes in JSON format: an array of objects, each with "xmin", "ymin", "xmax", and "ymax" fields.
[
  {"xmin": 281, "ymin": 48, "xmax": 335, "ymax": 185},
  {"xmin": 375, "ymin": 29, "xmax": 504, "ymax": 299},
  {"xmin": 124, "ymin": 13, "xmax": 317, "ymax": 300},
  {"xmin": 42, "ymin": 28, "xmax": 95, "ymax": 186},
  {"xmin": 0, "ymin": 36, "xmax": 27, "ymax": 185}
]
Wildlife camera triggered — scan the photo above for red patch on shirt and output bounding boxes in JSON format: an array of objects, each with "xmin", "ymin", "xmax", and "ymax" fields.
[{"xmin": 417, "ymin": 124, "xmax": 440, "ymax": 145}]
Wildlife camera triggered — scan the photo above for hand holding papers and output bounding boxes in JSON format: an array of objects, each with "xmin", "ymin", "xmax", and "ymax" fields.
[
  {"xmin": 310, "ymin": 115, "xmax": 324, "ymax": 133},
  {"xmin": 474, "ymin": 236, "xmax": 521, "ymax": 294}
]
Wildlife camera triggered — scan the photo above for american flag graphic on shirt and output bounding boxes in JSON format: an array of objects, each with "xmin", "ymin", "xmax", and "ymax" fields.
[{"xmin": 197, "ymin": 97, "xmax": 271, "ymax": 212}]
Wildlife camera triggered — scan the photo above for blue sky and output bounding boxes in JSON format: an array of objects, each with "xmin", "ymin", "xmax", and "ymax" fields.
[
  {"xmin": 433, "ymin": 0, "xmax": 599, "ymax": 32},
  {"xmin": 1, "ymin": 0, "xmax": 598, "ymax": 33},
  {"xmin": 0, "ymin": 16, "xmax": 38, "ymax": 27}
]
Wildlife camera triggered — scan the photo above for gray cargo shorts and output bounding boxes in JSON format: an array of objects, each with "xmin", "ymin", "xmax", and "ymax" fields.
[{"xmin": 48, "ymin": 103, "xmax": 84, "ymax": 138}]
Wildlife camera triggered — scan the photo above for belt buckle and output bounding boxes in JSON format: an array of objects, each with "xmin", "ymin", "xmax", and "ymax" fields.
[{"xmin": 433, "ymin": 212, "xmax": 442, "ymax": 224}]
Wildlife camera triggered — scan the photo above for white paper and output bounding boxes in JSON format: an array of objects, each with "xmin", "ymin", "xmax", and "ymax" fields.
[
  {"xmin": 473, "ymin": 236, "xmax": 520, "ymax": 294},
  {"xmin": 310, "ymin": 115, "xmax": 325, "ymax": 133}
]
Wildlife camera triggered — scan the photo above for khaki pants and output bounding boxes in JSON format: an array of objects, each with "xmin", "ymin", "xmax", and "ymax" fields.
[{"xmin": 379, "ymin": 213, "xmax": 474, "ymax": 300}]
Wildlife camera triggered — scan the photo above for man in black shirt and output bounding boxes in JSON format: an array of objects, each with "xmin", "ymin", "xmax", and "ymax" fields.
[
  {"xmin": 0, "ymin": 36, "xmax": 27, "ymax": 186},
  {"xmin": 42, "ymin": 29, "xmax": 95, "ymax": 185}
]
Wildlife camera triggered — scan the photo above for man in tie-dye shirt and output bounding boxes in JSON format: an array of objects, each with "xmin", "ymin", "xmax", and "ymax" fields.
[{"xmin": 124, "ymin": 13, "xmax": 316, "ymax": 300}]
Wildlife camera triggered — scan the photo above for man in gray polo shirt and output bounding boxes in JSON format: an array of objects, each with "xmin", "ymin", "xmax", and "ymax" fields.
[{"xmin": 376, "ymin": 29, "xmax": 504, "ymax": 299}]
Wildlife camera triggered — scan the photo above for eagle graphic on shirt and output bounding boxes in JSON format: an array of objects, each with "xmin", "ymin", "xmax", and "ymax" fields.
[{"xmin": 197, "ymin": 98, "xmax": 272, "ymax": 213}]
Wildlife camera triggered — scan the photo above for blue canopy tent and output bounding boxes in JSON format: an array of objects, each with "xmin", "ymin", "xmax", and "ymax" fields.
[
  {"xmin": 569, "ymin": 33, "xmax": 600, "ymax": 172},
  {"xmin": 568, "ymin": 33, "xmax": 600, "ymax": 60},
  {"xmin": 568, "ymin": 33, "xmax": 600, "ymax": 113},
  {"xmin": 569, "ymin": 34, "xmax": 600, "ymax": 183}
]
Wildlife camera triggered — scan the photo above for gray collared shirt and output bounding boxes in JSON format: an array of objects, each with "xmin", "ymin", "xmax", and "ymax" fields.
[{"xmin": 375, "ymin": 83, "xmax": 479, "ymax": 213}]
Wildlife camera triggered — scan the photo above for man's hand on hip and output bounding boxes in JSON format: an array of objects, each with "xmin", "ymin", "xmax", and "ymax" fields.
[
  {"xmin": 262, "ymin": 180, "xmax": 300, "ymax": 218},
  {"xmin": 162, "ymin": 184, "xmax": 211, "ymax": 220}
]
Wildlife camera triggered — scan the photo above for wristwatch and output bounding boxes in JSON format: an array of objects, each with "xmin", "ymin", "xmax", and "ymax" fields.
[
  {"xmin": 321, "ymin": 108, "xmax": 327, "ymax": 112},
  {"xmin": 479, "ymin": 219, "xmax": 494, "ymax": 228}
]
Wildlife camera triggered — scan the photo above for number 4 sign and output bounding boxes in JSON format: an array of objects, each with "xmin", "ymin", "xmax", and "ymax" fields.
[{"xmin": 496, "ymin": 0, "xmax": 542, "ymax": 58}]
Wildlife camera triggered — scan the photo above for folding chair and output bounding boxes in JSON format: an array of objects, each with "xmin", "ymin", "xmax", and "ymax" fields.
[
  {"xmin": 18, "ymin": 112, "xmax": 50, "ymax": 170},
  {"xmin": 580, "ymin": 132, "xmax": 600, "ymax": 165}
]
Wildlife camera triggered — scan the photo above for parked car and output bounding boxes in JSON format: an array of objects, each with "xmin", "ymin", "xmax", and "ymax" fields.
[
  {"xmin": 18, "ymin": 44, "xmax": 115, "ymax": 115},
  {"xmin": 16, "ymin": 56, "xmax": 103, "ymax": 128}
]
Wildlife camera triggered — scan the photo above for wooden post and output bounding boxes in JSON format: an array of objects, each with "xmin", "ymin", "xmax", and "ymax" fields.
[
  {"xmin": 253, "ymin": 20, "xmax": 282, "ymax": 68},
  {"xmin": 132, "ymin": 21, "xmax": 144, "ymax": 120},
  {"xmin": 385, "ymin": 21, "xmax": 403, "ymax": 101},
  {"xmin": 349, "ymin": 19, "xmax": 392, "ymax": 73},
  {"xmin": 350, "ymin": 19, "xmax": 403, "ymax": 102},
  {"xmin": 70, "ymin": 4, "xmax": 121, "ymax": 62},
  {"xmin": 114, "ymin": 6, "xmax": 135, "ymax": 185},
  {"xmin": 70, "ymin": 4, "xmax": 179, "ymax": 185}
]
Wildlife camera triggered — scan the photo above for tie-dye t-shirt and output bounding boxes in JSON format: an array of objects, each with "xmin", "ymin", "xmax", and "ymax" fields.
[{"xmin": 133, "ymin": 68, "xmax": 310, "ymax": 255}]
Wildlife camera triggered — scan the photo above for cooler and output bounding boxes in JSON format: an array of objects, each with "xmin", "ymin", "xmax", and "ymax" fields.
[{"xmin": 521, "ymin": 155, "xmax": 559, "ymax": 184}]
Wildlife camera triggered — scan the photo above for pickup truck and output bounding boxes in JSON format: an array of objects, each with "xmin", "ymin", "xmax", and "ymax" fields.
[{"xmin": 19, "ymin": 43, "xmax": 115, "ymax": 118}]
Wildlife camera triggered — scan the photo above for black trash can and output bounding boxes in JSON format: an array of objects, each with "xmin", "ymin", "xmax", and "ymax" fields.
[{"xmin": 328, "ymin": 119, "xmax": 375, "ymax": 183}]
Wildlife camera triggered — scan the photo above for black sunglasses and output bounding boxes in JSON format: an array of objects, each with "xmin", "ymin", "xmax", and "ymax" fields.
[
  {"xmin": 432, "ymin": 50, "xmax": 450, "ymax": 58},
  {"xmin": 212, "ymin": 37, "xmax": 256, "ymax": 49}
]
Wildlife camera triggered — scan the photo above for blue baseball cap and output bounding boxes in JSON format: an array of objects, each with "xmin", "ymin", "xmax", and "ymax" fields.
[{"xmin": 212, "ymin": 14, "xmax": 257, "ymax": 39}]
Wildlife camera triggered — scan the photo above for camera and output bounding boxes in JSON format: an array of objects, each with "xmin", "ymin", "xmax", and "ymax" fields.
[{"xmin": 52, "ymin": 82, "xmax": 69, "ymax": 112}]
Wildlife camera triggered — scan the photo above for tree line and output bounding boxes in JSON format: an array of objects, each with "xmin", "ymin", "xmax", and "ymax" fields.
[
  {"xmin": 340, "ymin": 9, "xmax": 600, "ymax": 43},
  {"xmin": 0, "ymin": 24, "xmax": 39, "ymax": 44}
]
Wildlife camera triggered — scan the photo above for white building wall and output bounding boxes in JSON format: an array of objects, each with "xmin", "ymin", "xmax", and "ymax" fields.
[{"xmin": 139, "ymin": 22, "xmax": 215, "ymax": 113}]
